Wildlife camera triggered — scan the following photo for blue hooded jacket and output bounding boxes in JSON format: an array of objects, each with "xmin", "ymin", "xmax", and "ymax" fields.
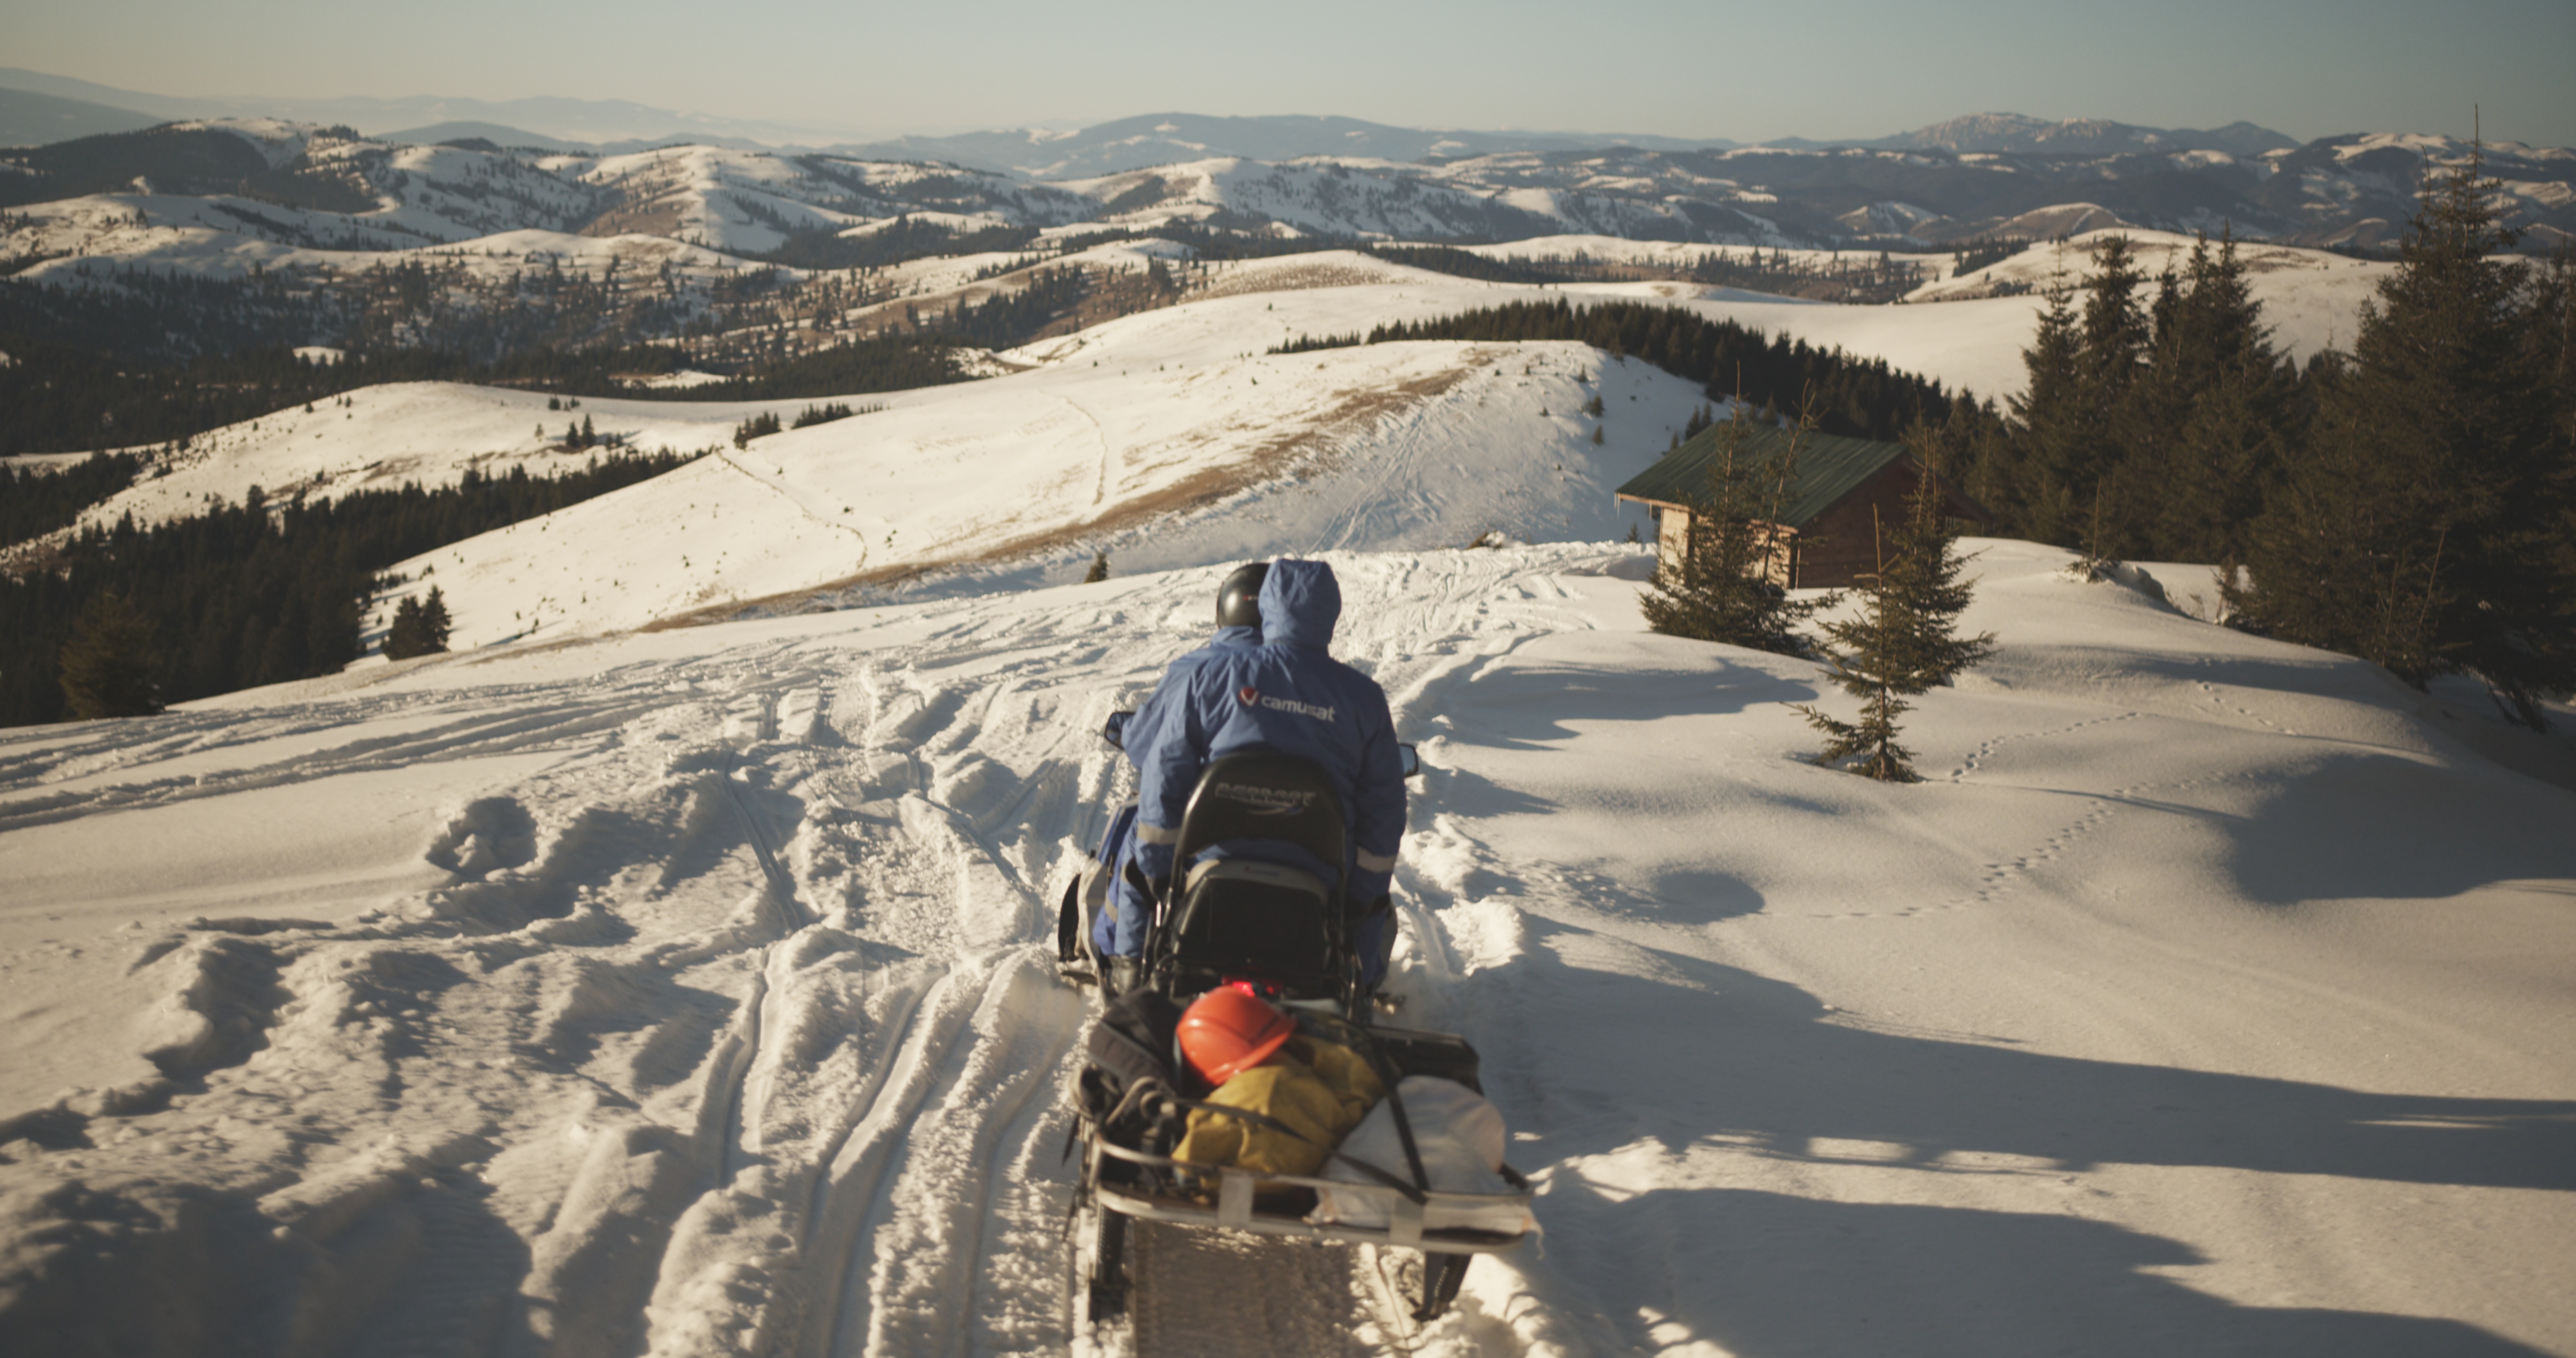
[
  {"xmin": 1115, "ymin": 623, "xmax": 1259, "ymax": 768},
  {"xmin": 1104, "ymin": 560, "xmax": 1406, "ymax": 976},
  {"xmin": 1087, "ymin": 621, "xmax": 1260, "ymax": 957}
]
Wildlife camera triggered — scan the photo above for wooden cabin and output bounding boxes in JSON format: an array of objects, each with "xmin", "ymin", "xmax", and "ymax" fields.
[{"xmin": 1615, "ymin": 422, "xmax": 1994, "ymax": 588}]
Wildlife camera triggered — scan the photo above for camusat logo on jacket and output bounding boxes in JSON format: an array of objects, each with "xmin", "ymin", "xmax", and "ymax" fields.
[{"xmin": 1235, "ymin": 686, "xmax": 1336, "ymax": 723}]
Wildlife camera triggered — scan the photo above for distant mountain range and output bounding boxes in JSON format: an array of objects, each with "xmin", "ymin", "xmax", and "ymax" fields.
[
  {"xmin": 4, "ymin": 70, "xmax": 2572, "ymax": 295},
  {"xmin": 7, "ymin": 116, "xmax": 2568, "ymax": 271},
  {"xmin": 0, "ymin": 67, "xmax": 846, "ymax": 152},
  {"xmin": 819, "ymin": 114, "xmax": 1735, "ymax": 178},
  {"xmin": 0, "ymin": 66, "xmax": 2316, "ymax": 167},
  {"xmin": 1846, "ymin": 113, "xmax": 2300, "ymax": 158}
]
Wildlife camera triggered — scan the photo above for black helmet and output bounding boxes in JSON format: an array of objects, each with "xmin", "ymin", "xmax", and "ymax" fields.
[{"xmin": 1216, "ymin": 561, "xmax": 1269, "ymax": 629}]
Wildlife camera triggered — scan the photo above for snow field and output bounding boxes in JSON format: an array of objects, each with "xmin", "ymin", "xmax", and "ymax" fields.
[
  {"xmin": 1374, "ymin": 547, "xmax": 2576, "ymax": 1356},
  {"xmin": 2, "ymin": 540, "xmax": 2572, "ymax": 1355}
]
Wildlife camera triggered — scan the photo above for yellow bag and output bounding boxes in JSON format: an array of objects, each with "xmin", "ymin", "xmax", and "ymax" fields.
[{"xmin": 1173, "ymin": 1035, "xmax": 1386, "ymax": 1178}]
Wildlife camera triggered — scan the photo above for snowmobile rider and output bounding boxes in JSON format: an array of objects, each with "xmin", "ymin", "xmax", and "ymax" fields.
[
  {"xmin": 1112, "ymin": 561, "xmax": 1271, "ymax": 765},
  {"xmin": 1088, "ymin": 562, "xmax": 1271, "ymax": 983},
  {"xmin": 1105, "ymin": 557, "xmax": 1407, "ymax": 991}
]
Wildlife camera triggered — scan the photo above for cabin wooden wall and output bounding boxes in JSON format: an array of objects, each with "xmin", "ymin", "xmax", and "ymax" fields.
[{"xmin": 1793, "ymin": 463, "xmax": 1921, "ymax": 587}]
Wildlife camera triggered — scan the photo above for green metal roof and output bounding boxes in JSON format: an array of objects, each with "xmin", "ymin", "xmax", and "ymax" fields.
[{"xmin": 1615, "ymin": 422, "xmax": 1909, "ymax": 529}]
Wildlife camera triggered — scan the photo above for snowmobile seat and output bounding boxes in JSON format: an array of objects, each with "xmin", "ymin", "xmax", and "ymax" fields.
[{"xmin": 1151, "ymin": 751, "xmax": 1351, "ymax": 999}]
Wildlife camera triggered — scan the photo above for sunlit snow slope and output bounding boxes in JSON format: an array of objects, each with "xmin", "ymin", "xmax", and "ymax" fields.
[{"xmin": 2, "ymin": 541, "xmax": 2572, "ymax": 1357}]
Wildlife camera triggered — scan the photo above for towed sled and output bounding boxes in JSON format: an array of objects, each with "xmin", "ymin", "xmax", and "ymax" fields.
[{"xmin": 1056, "ymin": 717, "xmax": 1535, "ymax": 1329}]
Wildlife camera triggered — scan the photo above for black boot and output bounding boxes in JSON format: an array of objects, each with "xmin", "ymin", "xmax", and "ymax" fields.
[{"xmin": 1104, "ymin": 956, "xmax": 1143, "ymax": 999}]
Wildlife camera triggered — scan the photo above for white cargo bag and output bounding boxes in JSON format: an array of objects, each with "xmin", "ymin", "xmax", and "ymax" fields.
[{"xmin": 1311, "ymin": 1075, "xmax": 1536, "ymax": 1237}]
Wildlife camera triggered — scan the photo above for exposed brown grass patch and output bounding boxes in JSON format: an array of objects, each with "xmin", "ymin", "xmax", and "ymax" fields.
[
  {"xmin": 579, "ymin": 195, "xmax": 693, "ymax": 240},
  {"xmin": 1187, "ymin": 257, "xmax": 1410, "ymax": 300}
]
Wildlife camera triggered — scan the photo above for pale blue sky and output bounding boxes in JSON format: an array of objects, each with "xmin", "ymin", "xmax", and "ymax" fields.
[{"xmin": 12, "ymin": 0, "xmax": 2574, "ymax": 146}]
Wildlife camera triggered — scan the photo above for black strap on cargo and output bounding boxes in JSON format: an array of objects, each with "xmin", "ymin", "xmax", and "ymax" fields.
[{"xmin": 1301, "ymin": 1013, "xmax": 1432, "ymax": 1199}]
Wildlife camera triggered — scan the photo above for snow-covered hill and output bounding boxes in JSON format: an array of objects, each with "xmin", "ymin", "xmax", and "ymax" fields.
[
  {"xmin": 2, "ymin": 534, "xmax": 2570, "ymax": 1356},
  {"xmin": 21, "ymin": 234, "xmax": 2389, "ymax": 656},
  {"xmin": 0, "ymin": 128, "xmax": 1095, "ymax": 278}
]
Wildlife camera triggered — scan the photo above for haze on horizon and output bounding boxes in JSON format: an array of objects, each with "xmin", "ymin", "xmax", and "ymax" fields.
[{"xmin": 8, "ymin": 0, "xmax": 2574, "ymax": 149}]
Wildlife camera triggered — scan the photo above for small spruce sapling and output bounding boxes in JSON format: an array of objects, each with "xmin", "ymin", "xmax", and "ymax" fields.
[
  {"xmin": 2068, "ymin": 481, "xmax": 2122, "ymax": 582},
  {"xmin": 1793, "ymin": 430, "xmax": 1997, "ymax": 782}
]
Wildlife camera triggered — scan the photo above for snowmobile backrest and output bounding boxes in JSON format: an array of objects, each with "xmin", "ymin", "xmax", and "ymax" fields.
[
  {"xmin": 1161, "ymin": 857, "xmax": 1343, "ymax": 995},
  {"xmin": 1170, "ymin": 751, "xmax": 1348, "ymax": 884},
  {"xmin": 1150, "ymin": 752, "xmax": 1354, "ymax": 1000}
]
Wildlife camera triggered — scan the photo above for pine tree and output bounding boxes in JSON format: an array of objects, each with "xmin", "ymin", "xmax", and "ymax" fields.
[
  {"xmin": 2533, "ymin": 246, "xmax": 2576, "ymax": 617},
  {"xmin": 384, "ymin": 586, "xmax": 452, "ymax": 659},
  {"xmin": 2228, "ymin": 142, "xmax": 2575, "ymax": 727},
  {"xmin": 2131, "ymin": 228, "xmax": 2299, "ymax": 561},
  {"xmin": 2072, "ymin": 235, "xmax": 2151, "ymax": 558},
  {"xmin": 421, "ymin": 586, "xmax": 452, "ymax": 651},
  {"xmin": 2533, "ymin": 245, "xmax": 2576, "ymax": 452},
  {"xmin": 1083, "ymin": 550, "xmax": 1110, "ymax": 583},
  {"xmin": 385, "ymin": 596, "xmax": 429, "ymax": 659},
  {"xmin": 2002, "ymin": 241, "xmax": 2156, "ymax": 554},
  {"xmin": 2004, "ymin": 270, "xmax": 2085, "ymax": 543},
  {"xmin": 1639, "ymin": 405, "xmax": 1825, "ymax": 654},
  {"xmin": 1794, "ymin": 430, "xmax": 1998, "ymax": 781},
  {"xmin": 58, "ymin": 591, "xmax": 162, "ymax": 719},
  {"xmin": 1936, "ymin": 391, "xmax": 2016, "ymax": 524}
]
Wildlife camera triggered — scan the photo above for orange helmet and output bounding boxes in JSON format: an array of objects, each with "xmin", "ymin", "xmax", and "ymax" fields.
[{"xmin": 1176, "ymin": 987, "xmax": 1294, "ymax": 1085}]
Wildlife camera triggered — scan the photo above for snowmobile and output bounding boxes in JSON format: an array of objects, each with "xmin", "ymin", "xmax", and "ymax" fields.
[{"xmin": 1055, "ymin": 713, "xmax": 1535, "ymax": 1331}]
